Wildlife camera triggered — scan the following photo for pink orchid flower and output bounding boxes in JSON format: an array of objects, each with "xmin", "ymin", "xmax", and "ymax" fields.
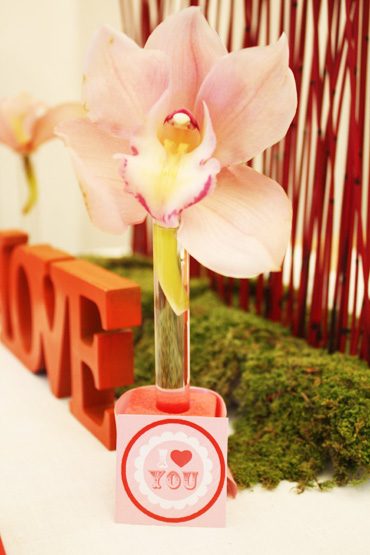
[
  {"xmin": 0, "ymin": 92, "xmax": 85, "ymax": 213},
  {"xmin": 56, "ymin": 7, "xmax": 296, "ymax": 278}
]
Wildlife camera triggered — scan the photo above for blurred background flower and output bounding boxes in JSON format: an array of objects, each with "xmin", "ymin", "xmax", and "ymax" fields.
[{"xmin": 0, "ymin": 92, "xmax": 84, "ymax": 213}]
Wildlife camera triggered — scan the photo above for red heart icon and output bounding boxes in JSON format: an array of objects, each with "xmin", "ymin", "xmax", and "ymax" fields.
[{"xmin": 170, "ymin": 450, "xmax": 192, "ymax": 468}]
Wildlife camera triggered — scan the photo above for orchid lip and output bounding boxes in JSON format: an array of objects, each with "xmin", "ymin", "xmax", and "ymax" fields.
[{"xmin": 115, "ymin": 100, "xmax": 219, "ymax": 229}]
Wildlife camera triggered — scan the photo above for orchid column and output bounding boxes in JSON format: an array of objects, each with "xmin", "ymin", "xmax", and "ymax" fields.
[{"xmin": 153, "ymin": 223, "xmax": 190, "ymax": 412}]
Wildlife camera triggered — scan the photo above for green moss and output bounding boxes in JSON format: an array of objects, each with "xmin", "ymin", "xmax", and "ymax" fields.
[{"xmin": 88, "ymin": 255, "xmax": 370, "ymax": 492}]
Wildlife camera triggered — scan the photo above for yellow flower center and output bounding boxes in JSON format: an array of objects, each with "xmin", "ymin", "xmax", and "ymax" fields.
[
  {"xmin": 9, "ymin": 115, "xmax": 31, "ymax": 146},
  {"xmin": 153, "ymin": 139, "xmax": 189, "ymax": 204},
  {"xmin": 153, "ymin": 111, "xmax": 201, "ymax": 205},
  {"xmin": 160, "ymin": 110, "xmax": 201, "ymax": 152}
]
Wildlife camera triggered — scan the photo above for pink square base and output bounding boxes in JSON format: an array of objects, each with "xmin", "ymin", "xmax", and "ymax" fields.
[{"xmin": 115, "ymin": 386, "xmax": 228, "ymax": 527}]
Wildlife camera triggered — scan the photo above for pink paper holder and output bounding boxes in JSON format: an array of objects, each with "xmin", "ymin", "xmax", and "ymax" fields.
[{"xmin": 115, "ymin": 386, "xmax": 228, "ymax": 527}]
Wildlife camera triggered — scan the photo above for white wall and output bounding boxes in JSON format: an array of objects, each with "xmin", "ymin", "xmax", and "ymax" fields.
[{"xmin": 0, "ymin": 0, "xmax": 132, "ymax": 255}]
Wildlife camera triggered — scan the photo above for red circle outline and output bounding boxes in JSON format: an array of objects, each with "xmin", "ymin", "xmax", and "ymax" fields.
[{"xmin": 121, "ymin": 419, "xmax": 226, "ymax": 523}]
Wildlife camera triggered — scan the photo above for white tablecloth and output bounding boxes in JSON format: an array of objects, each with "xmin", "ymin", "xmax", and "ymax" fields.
[{"xmin": 0, "ymin": 342, "xmax": 369, "ymax": 555}]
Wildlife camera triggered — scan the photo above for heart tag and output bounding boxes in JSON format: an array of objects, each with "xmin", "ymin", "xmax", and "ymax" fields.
[
  {"xmin": 116, "ymin": 414, "xmax": 228, "ymax": 526},
  {"xmin": 170, "ymin": 449, "xmax": 192, "ymax": 467}
]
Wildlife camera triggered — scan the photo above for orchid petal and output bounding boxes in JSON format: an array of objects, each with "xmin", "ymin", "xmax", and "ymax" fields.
[
  {"xmin": 83, "ymin": 24, "xmax": 170, "ymax": 138},
  {"xmin": 178, "ymin": 165, "xmax": 292, "ymax": 277},
  {"xmin": 32, "ymin": 102, "xmax": 86, "ymax": 150},
  {"xmin": 145, "ymin": 7, "xmax": 227, "ymax": 113},
  {"xmin": 0, "ymin": 93, "xmax": 46, "ymax": 152},
  {"xmin": 55, "ymin": 118, "xmax": 146, "ymax": 233},
  {"xmin": 195, "ymin": 34, "xmax": 297, "ymax": 166},
  {"xmin": 0, "ymin": 113, "xmax": 19, "ymax": 151},
  {"xmin": 227, "ymin": 467, "xmax": 238, "ymax": 498},
  {"xmin": 119, "ymin": 98, "xmax": 220, "ymax": 228}
]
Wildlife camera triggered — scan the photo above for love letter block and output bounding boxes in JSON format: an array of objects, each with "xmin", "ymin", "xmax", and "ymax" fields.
[
  {"xmin": 115, "ymin": 387, "xmax": 228, "ymax": 527},
  {"xmin": 51, "ymin": 258, "xmax": 141, "ymax": 449},
  {"xmin": 0, "ymin": 230, "xmax": 141, "ymax": 449},
  {"xmin": 0, "ymin": 230, "xmax": 74, "ymax": 396}
]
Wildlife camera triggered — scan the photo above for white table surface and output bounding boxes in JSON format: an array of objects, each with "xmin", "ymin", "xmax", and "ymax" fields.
[{"xmin": 1, "ymin": 342, "xmax": 369, "ymax": 555}]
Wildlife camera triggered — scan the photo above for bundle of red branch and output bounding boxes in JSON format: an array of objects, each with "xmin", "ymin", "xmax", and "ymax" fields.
[{"xmin": 122, "ymin": 0, "xmax": 370, "ymax": 363}]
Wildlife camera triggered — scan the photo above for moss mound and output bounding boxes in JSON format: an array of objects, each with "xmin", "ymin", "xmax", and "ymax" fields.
[{"xmin": 90, "ymin": 255, "xmax": 370, "ymax": 492}]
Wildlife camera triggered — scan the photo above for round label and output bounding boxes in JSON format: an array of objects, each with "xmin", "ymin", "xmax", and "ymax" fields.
[{"xmin": 121, "ymin": 419, "xmax": 225, "ymax": 523}]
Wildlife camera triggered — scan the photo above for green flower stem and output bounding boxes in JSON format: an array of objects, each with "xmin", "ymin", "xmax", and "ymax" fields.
[
  {"xmin": 22, "ymin": 155, "xmax": 38, "ymax": 215},
  {"xmin": 153, "ymin": 223, "xmax": 190, "ymax": 412},
  {"xmin": 153, "ymin": 223, "xmax": 189, "ymax": 316}
]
